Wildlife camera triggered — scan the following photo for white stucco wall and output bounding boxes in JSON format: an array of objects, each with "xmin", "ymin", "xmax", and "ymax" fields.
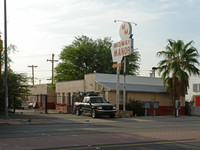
[{"xmin": 186, "ymin": 75, "xmax": 200, "ymax": 102}]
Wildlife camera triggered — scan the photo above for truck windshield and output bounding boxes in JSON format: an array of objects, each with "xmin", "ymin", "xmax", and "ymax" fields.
[{"xmin": 90, "ymin": 97, "xmax": 107, "ymax": 103}]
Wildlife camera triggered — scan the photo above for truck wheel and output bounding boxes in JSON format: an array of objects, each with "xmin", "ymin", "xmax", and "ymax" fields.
[
  {"xmin": 91, "ymin": 109, "xmax": 97, "ymax": 118},
  {"xmin": 76, "ymin": 107, "xmax": 81, "ymax": 116},
  {"xmin": 110, "ymin": 114, "xmax": 115, "ymax": 118}
]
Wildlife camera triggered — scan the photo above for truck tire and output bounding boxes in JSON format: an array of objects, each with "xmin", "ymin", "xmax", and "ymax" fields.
[
  {"xmin": 91, "ymin": 109, "xmax": 98, "ymax": 118},
  {"xmin": 110, "ymin": 114, "xmax": 115, "ymax": 118},
  {"xmin": 76, "ymin": 107, "xmax": 81, "ymax": 116}
]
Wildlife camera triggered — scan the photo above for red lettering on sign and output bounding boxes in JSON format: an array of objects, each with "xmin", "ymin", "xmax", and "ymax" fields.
[
  {"xmin": 118, "ymin": 48, "xmax": 121, "ymax": 56},
  {"xmin": 124, "ymin": 29, "xmax": 128, "ymax": 35},
  {"xmin": 122, "ymin": 24, "xmax": 125, "ymax": 30},
  {"xmin": 127, "ymin": 46, "xmax": 131, "ymax": 54},
  {"xmin": 112, "ymin": 63, "xmax": 124, "ymax": 69},
  {"xmin": 122, "ymin": 41, "xmax": 124, "ymax": 46},
  {"xmin": 125, "ymin": 40, "xmax": 127, "ymax": 45},
  {"xmin": 114, "ymin": 49, "xmax": 117, "ymax": 57}
]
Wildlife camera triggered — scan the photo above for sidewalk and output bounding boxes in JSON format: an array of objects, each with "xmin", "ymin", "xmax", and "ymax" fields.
[
  {"xmin": 0, "ymin": 109, "xmax": 93, "ymax": 126},
  {"xmin": 1, "ymin": 109, "xmax": 200, "ymax": 126}
]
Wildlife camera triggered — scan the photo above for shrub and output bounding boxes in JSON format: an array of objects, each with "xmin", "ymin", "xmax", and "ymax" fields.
[{"xmin": 126, "ymin": 100, "xmax": 144, "ymax": 116}]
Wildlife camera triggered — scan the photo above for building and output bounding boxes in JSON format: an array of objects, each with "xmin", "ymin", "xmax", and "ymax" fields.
[
  {"xmin": 184, "ymin": 75, "xmax": 200, "ymax": 115},
  {"xmin": 186, "ymin": 75, "xmax": 200, "ymax": 102},
  {"xmin": 29, "ymin": 84, "xmax": 57, "ymax": 109},
  {"xmin": 56, "ymin": 73, "xmax": 185, "ymax": 115}
]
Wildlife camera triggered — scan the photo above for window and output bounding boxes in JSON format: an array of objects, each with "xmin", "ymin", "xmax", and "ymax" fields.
[
  {"xmin": 62, "ymin": 92, "xmax": 66, "ymax": 104},
  {"xmin": 83, "ymin": 97, "xmax": 89, "ymax": 103},
  {"xmin": 68, "ymin": 93, "xmax": 71, "ymax": 105},
  {"xmin": 57, "ymin": 93, "xmax": 61, "ymax": 103},
  {"xmin": 193, "ymin": 84, "xmax": 200, "ymax": 92},
  {"xmin": 90, "ymin": 97, "xmax": 106, "ymax": 103}
]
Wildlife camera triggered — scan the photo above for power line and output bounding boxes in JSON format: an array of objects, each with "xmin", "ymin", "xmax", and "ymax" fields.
[
  {"xmin": 10, "ymin": 53, "xmax": 60, "ymax": 58},
  {"xmin": 15, "ymin": 69, "xmax": 50, "ymax": 72}
]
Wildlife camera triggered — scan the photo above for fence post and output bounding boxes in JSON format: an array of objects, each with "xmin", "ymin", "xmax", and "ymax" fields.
[{"xmin": 45, "ymin": 94, "xmax": 48, "ymax": 114}]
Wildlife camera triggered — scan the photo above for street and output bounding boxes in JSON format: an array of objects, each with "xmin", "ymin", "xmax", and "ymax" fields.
[
  {"xmin": 52, "ymin": 139, "xmax": 200, "ymax": 150},
  {"xmin": 1, "ymin": 109, "xmax": 200, "ymax": 150}
]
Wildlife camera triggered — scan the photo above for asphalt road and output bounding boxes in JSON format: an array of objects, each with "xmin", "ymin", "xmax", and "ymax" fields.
[
  {"xmin": 1, "ymin": 110, "xmax": 200, "ymax": 150},
  {"xmin": 51, "ymin": 139, "xmax": 200, "ymax": 150}
]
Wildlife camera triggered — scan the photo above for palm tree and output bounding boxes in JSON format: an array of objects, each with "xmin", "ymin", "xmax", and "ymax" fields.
[{"xmin": 157, "ymin": 39, "xmax": 199, "ymax": 106}]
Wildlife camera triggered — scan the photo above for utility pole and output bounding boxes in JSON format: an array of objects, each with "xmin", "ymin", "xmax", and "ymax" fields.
[
  {"xmin": 28, "ymin": 65, "xmax": 38, "ymax": 85},
  {"xmin": 47, "ymin": 53, "xmax": 58, "ymax": 84}
]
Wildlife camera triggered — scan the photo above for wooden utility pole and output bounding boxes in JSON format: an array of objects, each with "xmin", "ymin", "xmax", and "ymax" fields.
[
  {"xmin": 47, "ymin": 53, "xmax": 58, "ymax": 84},
  {"xmin": 28, "ymin": 65, "xmax": 38, "ymax": 85}
]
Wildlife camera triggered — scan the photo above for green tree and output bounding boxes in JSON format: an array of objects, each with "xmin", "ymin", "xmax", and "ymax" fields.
[
  {"xmin": 0, "ymin": 45, "xmax": 30, "ymax": 112},
  {"xmin": 0, "ymin": 70, "xmax": 30, "ymax": 112},
  {"xmin": 55, "ymin": 35, "xmax": 140, "ymax": 81},
  {"xmin": 121, "ymin": 51, "xmax": 140, "ymax": 75},
  {"xmin": 157, "ymin": 39, "xmax": 199, "ymax": 106},
  {"xmin": 0, "ymin": 44, "xmax": 17, "ymax": 68}
]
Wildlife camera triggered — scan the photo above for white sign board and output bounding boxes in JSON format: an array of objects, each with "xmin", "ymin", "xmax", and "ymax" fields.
[
  {"xmin": 111, "ymin": 38, "xmax": 133, "ymax": 63},
  {"xmin": 119, "ymin": 22, "xmax": 132, "ymax": 40},
  {"xmin": 111, "ymin": 22, "xmax": 133, "ymax": 63}
]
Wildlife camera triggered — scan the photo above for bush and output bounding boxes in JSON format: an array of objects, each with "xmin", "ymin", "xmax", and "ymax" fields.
[{"xmin": 126, "ymin": 100, "xmax": 144, "ymax": 116}]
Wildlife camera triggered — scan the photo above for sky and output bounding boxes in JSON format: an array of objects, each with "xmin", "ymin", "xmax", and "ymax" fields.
[{"xmin": 0, "ymin": 0, "xmax": 200, "ymax": 84}]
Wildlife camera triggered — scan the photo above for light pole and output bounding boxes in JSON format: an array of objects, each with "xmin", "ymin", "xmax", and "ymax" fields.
[
  {"xmin": 4, "ymin": 0, "xmax": 9, "ymax": 120},
  {"xmin": 0, "ymin": 34, "xmax": 3, "ymax": 76}
]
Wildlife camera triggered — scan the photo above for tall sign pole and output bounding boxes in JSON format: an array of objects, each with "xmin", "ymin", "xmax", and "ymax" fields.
[
  {"xmin": 111, "ymin": 20, "xmax": 136, "ymax": 111},
  {"xmin": 116, "ymin": 67, "xmax": 120, "ymax": 110},
  {"xmin": 123, "ymin": 56, "xmax": 126, "ymax": 111},
  {"xmin": 4, "ymin": 0, "xmax": 9, "ymax": 120}
]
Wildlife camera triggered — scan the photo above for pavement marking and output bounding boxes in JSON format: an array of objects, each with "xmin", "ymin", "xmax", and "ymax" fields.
[
  {"xmin": 132, "ymin": 119, "xmax": 154, "ymax": 122},
  {"xmin": 58, "ymin": 138, "xmax": 200, "ymax": 150},
  {"xmin": 131, "ymin": 128, "xmax": 200, "ymax": 133}
]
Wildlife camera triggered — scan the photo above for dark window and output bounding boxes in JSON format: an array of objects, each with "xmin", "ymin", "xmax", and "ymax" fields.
[{"xmin": 90, "ymin": 97, "xmax": 107, "ymax": 103}]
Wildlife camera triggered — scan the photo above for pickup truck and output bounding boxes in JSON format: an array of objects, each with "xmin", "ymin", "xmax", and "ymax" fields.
[{"xmin": 74, "ymin": 96, "xmax": 116, "ymax": 118}]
